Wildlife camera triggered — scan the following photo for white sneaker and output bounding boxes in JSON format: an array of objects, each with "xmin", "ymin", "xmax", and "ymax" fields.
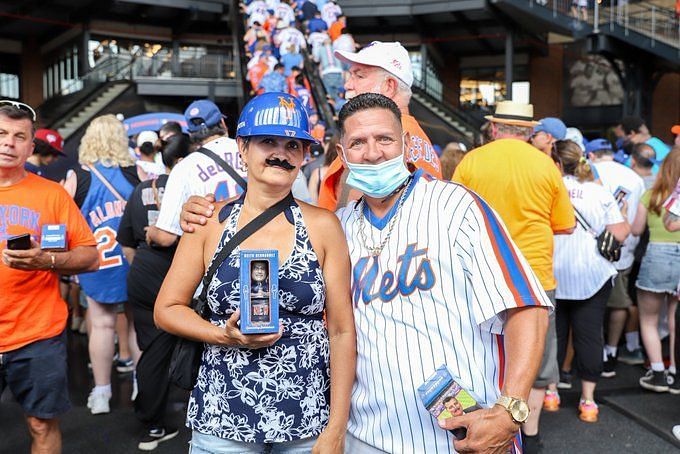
[
  {"xmin": 87, "ymin": 390, "xmax": 111, "ymax": 415},
  {"xmin": 673, "ymin": 425, "xmax": 680, "ymax": 441}
]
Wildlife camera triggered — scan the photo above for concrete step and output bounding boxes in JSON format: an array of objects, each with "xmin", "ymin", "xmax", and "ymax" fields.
[{"xmin": 59, "ymin": 83, "xmax": 130, "ymax": 140}]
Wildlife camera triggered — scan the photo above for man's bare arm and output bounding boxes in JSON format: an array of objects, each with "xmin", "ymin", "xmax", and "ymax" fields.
[{"xmin": 2, "ymin": 241, "xmax": 99, "ymax": 275}]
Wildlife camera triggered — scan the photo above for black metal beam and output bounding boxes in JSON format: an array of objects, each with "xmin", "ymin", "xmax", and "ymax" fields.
[{"xmin": 450, "ymin": 11, "xmax": 497, "ymax": 53}]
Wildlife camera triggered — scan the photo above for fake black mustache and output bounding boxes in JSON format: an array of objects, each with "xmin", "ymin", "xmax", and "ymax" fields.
[{"xmin": 265, "ymin": 157, "xmax": 296, "ymax": 170}]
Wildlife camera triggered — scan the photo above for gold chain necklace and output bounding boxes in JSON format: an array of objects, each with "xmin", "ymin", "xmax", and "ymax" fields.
[{"xmin": 356, "ymin": 177, "xmax": 413, "ymax": 257}]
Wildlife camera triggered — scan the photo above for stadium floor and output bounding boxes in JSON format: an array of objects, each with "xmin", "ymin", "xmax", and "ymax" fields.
[{"xmin": 2, "ymin": 332, "xmax": 679, "ymax": 453}]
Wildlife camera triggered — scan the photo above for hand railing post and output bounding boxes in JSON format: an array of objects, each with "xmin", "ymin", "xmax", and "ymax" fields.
[{"xmin": 651, "ymin": 6, "xmax": 656, "ymax": 47}]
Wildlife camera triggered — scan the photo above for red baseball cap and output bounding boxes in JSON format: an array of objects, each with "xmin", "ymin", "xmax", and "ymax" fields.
[
  {"xmin": 34, "ymin": 129, "xmax": 65, "ymax": 156},
  {"xmin": 672, "ymin": 125, "xmax": 680, "ymax": 135}
]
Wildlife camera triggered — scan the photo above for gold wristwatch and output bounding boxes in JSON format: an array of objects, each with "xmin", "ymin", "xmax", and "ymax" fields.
[{"xmin": 495, "ymin": 396, "xmax": 530, "ymax": 424}]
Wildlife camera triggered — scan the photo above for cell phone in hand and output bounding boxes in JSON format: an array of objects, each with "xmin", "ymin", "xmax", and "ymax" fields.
[{"xmin": 7, "ymin": 233, "xmax": 31, "ymax": 250}]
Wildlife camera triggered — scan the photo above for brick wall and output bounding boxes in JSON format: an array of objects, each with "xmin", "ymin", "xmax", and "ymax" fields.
[
  {"xmin": 529, "ymin": 44, "xmax": 564, "ymax": 119},
  {"xmin": 651, "ymin": 72, "xmax": 679, "ymax": 144}
]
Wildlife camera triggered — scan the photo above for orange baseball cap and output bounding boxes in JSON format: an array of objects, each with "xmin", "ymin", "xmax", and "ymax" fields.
[{"xmin": 671, "ymin": 125, "xmax": 680, "ymax": 135}]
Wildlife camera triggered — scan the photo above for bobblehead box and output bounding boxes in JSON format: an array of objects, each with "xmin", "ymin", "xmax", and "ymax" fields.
[
  {"xmin": 40, "ymin": 224, "xmax": 67, "ymax": 251},
  {"xmin": 239, "ymin": 250, "xmax": 279, "ymax": 334}
]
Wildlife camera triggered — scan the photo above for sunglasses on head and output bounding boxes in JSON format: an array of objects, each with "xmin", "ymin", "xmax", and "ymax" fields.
[{"xmin": 0, "ymin": 100, "xmax": 37, "ymax": 121}]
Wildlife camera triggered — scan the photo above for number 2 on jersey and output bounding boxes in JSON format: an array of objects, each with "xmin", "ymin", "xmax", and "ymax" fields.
[{"xmin": 93, "ymin": 226, "xmax": 123, "ymax": 270}]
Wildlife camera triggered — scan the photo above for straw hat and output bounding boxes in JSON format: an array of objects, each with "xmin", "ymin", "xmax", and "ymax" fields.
[{"xmin": 485, "ymin": 101, "xmax": 539, "ymax": 127}]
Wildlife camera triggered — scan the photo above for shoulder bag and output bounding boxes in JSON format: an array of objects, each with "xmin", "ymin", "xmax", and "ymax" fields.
[
  {"xmin": 169, "ymin": 192, "xmax": 294, "ymax": 390},
  {"xmin": 573, "ymin": 207, "xmax": 622, "ymax": 262}
]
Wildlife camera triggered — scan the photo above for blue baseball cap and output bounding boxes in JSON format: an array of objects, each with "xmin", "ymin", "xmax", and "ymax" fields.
[
  {"xmin": 585, "ymin": 138, "xmax": 613, "ymax": 155},
  {"xmin": 534, "ymin": 117, "xmax": 567, "ymax": 140},
  {"xmin": 184, "ymin": 99, "xmax": 226, "ymax": 133}
]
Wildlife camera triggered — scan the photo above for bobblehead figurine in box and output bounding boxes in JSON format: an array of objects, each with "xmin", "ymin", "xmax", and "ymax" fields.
[
  {"xmin": 240, "ymin": 250, "xmax": 279, "ymax": 333},
  {"xmin": 249, "ymin": 260, "xmax": 271, "ymax": 323}
]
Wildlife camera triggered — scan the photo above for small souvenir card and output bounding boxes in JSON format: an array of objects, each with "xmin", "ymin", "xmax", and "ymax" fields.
[
  {"xmin": 663, "ymin": 178, "xmax": 680, "ymax": 218},
  {"xmin": 147, "ymin": 209, "xmax": 159, "ymax": 227},
  {"xmin": 40, "ymin": 224, "xmax": 67, "ymax": 251},
  {"xmin": 239, "ymin": 250, "xmax": 279, "ymax": 334},
  {"xmin": 418, "ymin": 365, "xmax": 483, "ymax": 440},
  {"xmin": 613, "ymin": 186, "xmax": 630, "ymax": 208}
]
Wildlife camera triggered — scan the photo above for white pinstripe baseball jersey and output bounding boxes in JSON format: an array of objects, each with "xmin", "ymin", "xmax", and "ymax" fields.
[
  {"xmin": 553, "ymin": 176, "xmax": 622, "ymax": 300},
  {"xmin": 592, "ymin": 161, "xmax": 644, "ymax": 270},
  {"xmin": 336, "ymin": 170, "xmax": 552, "ymax": 454}
]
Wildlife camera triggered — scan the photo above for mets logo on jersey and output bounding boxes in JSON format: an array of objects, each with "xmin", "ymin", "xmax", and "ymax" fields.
[{"xmin": 351, "ymin": 243, "xmax": 436, "ymax": 306}]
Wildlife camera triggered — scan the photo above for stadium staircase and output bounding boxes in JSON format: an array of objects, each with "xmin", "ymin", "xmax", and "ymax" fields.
[
  {"xmin": 55, "ymin": 82, "xmax": 132, "ymax": 140},
  {"xmin": 493, "ymin": 0, "xmax": 680, "ymax": 65},
  {"xmin": 38, "ymin": 52, "xmax": 141, "ymax": 141}
]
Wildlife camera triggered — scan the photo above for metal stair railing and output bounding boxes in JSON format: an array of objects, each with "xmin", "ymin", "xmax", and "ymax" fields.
[
  {"xmin": 51, "ymin": 50, "xmax": 142, "ymax": 101},
  {"xmin": 301, "ymin": 47, "xmax": 337, "ymax": 131},
  {"xmin": 412, "ymin": 51, "xmax": 482, "ymax": 145},
  {"xmin": 518, "ymin": 0, "xmax": 679, "ymax": 49}
]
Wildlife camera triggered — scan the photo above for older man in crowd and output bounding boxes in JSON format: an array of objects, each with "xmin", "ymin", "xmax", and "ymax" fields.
[
  {"xmin": 453, "ymin": 101, "xmax": 575, "ymax": 453},
  {"xmin": 0, "ymin": 101, "xmax": 99, "ymax": 454},
  {"xmin": 317, "ymin": 41, "xmax": 442, "ymax": 211}
]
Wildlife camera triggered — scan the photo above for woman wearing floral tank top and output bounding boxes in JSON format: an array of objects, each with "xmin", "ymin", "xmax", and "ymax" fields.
[{"xmin": 155, "ymin": 93, "xmax": 356, "ymax": 453}]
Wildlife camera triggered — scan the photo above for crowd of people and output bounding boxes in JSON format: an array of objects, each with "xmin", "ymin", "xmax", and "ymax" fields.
[
  {"xmin": 242, "ymin": 0, "xmax": 352, "ymax": 123},
  {"xmin": 1, "ymin": 36, "xmax": 680, "ymax": 454}
]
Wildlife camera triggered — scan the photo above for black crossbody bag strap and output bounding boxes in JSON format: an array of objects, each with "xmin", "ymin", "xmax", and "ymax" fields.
[
  {"xmin": 572, "ymin": 206, "xmax": 595, "ymax": 236},
  {"xmin": 197, "ymin": 192, "xmax": 294, "ymax": 303},
  {"xmin": 197, "ymin": 147, "xmax": 248, "ymax": 191}
]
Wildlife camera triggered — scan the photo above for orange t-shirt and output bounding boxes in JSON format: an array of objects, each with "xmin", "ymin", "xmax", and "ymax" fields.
[
  {"xmin": 248, "ymin": 61, "xmax": 269, "ymax": 91},
  {"xmin": 1, "ymin": 173, "xmax": 96, "ymax": 352},
  {"xmin": 329, "ymin": 21, "xmax": 344, "ymax": 42},
  {"xmin": 452, "ymin": 139, "xmax": 575, "ymax": 291},
  {"xmin": 317, "ymin": 113, "xmax": 442, "ymax": 211}
]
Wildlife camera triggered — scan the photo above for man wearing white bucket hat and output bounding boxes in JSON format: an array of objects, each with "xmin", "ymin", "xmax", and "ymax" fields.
[
  {"xmin": 453, "ymin": 100, "xmax": 576, "ymax": 453},
  {"xmin": 317, "ymin": 41, "xmax": 443, "ymax": 211}
]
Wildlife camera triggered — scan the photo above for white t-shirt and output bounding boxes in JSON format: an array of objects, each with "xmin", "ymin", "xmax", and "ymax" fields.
[
  {"xmin": 554, "ymin": 176, "xmax": 622, "ymax": 300},
  {"xmin": 336, "ymin": 171, "xmax": 550, "ymax": 454},
  {"xmin": 274, "ymin": 3, "xmax": 296, "ymax": 25},
  {"xmin": 265, "ymin": 0, "xmax": 281, "ymax": 10},
  {"xmin": 307, "ymin": 31, "xmax": 329, "ymax": 53},
  {"xmin": 321, "ymin": 2, "xmax": 342, "ymax": 27},
  {"xmin": 593, "ymin": 160, "xmax": 644, "ymax": 270},
  {"xmin": 246, "ymin": 0, "xmax": 268, "ymax": 18},
  {"xmin": 275, "ymin": 27, "xmax": 306, "ymax": 54},
  {"xmin": 136, "ymin": 160, "xmax": 166, "ymax": 180},
  {"xmin": 332, "ymin": 34, "xmax": 355, "ymax": 54},
  {"xmin": 155, "ymin": 137, "xmax": 244, "ymax": 236}
]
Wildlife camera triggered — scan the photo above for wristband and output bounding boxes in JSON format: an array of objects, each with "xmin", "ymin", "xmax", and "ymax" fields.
[{"xmin": 49, "ymin": 253, "xmax": 56, "ymax": 270}]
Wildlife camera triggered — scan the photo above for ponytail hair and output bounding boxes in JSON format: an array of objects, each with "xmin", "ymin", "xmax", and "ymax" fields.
[{"xmin": 556, "ymin": 140, "xmax": 594, "ymax": 183}]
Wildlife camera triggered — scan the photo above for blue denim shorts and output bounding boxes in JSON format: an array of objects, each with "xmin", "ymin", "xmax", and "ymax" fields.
[
  {"xmin": 190, "ymin": 431, "xmax": 318, "ymax": 454},
  {"xmin": 636, "ymin": 243, "xmax": 680, "ymax": 295}
]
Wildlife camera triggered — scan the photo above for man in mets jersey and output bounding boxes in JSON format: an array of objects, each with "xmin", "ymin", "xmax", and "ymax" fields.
[
  {"xmin": 336, "ymin": 94, "xmax": 551, "ymax": 453},
  {"xmin": 178, "ymin": 94, "xmax": 551, "ymax": 453}
]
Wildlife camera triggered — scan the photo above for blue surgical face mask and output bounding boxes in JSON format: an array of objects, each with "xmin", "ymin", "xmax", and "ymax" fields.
[{"xmin": 343, "ymin": 143, "xmax": 411, "ymax": 198}]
